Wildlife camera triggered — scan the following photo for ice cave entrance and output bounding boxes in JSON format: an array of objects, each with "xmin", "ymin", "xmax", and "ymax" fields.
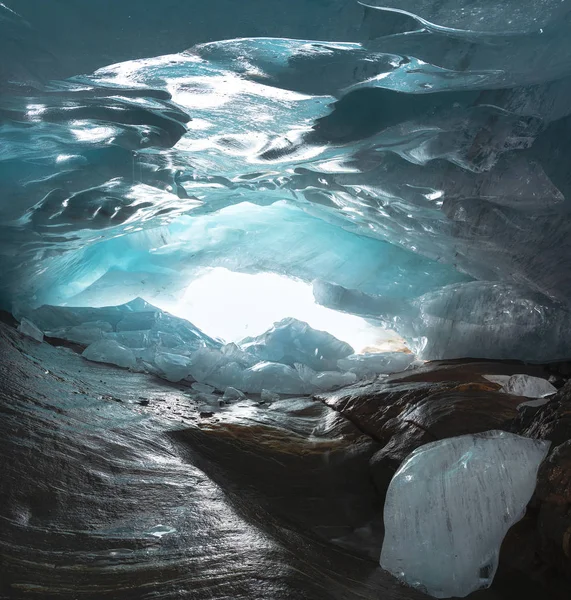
[{"xmin": 158, "ymin": 267, "xmax": 404, "ymax": 354}]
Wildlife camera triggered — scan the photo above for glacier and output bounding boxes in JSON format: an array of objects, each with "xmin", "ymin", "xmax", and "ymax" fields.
[
  {"xmin": 2, "ymin": 0, "xmax": 571, "ymax": 364},
  {"xmin": 25, "ymin": 298, "xmax": 402, "ymax": 393},
  {"xmin": 380, "ymin": 431, "xmax": 551, "ymax": 598},
  {"xmin": 1, "ymin": 1, "xmax": 571, "ymax": 598}
]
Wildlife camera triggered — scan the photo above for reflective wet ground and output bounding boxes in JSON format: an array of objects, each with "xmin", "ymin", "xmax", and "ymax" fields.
[{"xmin": 0, "ymin": 320, "xmax": 550, "ymax": 599}]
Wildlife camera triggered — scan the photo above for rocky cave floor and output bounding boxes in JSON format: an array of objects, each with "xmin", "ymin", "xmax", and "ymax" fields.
[{"xmin": 1, "ymin": 313, "xmax": 571, "ymax": 600}]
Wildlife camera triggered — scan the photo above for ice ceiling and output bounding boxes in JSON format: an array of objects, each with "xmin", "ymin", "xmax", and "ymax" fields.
[{"xmin": 2, "ymin": 0, "xmax": 571, "ymax": 362}]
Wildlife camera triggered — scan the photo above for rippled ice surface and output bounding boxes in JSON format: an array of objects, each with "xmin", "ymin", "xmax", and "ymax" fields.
[{"xmin": 2, "ymin": 0, "xmax": 571, "ymax": 362}]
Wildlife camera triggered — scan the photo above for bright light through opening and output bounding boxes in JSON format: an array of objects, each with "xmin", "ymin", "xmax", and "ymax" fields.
[{"xmin": 164, "ymin": 268, "xmax": 406, "ymax": 354}]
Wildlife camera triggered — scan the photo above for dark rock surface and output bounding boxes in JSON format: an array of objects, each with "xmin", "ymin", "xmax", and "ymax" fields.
[
  {"xmin": 317, "ymin": 376, "xmax": 524, "ymax": 498},
  {"xmin": 0, "ymin": 320, "xmax": 423, "ymax": 600},
  {"xmin": 1, "ymin": 318, "xmax": 569, "ymax": 599},
  {"xmin": 501, "ymin": 382, "xmax": 571, "ymax": 592},
  {"xmin": 317, "ymin": 360, "xmax": 571, "ymax": 597}
]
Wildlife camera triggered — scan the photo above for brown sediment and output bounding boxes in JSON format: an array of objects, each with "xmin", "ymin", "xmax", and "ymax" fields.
[{"xmin": 197, "ymin": 421, "xmax": 355, "ymax": 456}]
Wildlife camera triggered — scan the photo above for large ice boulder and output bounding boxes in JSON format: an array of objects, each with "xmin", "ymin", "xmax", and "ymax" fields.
[
  {"xmin": 295, "ymin": 363, "xmax": 358, "ymax": 391},
  {"xmin": 17, "ymin": 318, "xmax": 44, "ymax": 343},
  {"xmin": 380, "ymin": 431, "xmax": 550, "ymax": 598},
  {"xmin": 240, "ymin": 318, "xmax": 354, "ymax": 372},
  {"xmin": 82, "ymin": 339, "xmax": 137, "ymax": 370},
  {"xmin": 501, "ymin": 374, "xmax": 557, "ymax": 398},
  {"xmin": 22, "ymin": 299, "xmax": 408, "ymax": 393},
  {"xmin": 26, "ymin": 298, "xmax": 220, "ymax": 352},
  {"xmin": 154, "ymin": 352, "xmax": 193, "ymax": 383},
  {"xmin": 314, "ymin": 280, "xmax": 571, "ymax": 363}
]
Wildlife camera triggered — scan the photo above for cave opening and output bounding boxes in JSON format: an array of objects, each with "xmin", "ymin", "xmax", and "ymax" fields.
[{"xmin": 157, "ymin": 267, "xmax": 403, "ymax": 353}]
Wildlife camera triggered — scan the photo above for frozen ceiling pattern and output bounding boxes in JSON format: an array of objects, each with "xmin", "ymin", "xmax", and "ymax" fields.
[{"xmin": 2, "ymin": 0, "xmax": 571, "ymax": 360}]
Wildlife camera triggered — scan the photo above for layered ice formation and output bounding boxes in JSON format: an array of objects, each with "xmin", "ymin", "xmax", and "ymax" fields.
[
  {"xmin": 240, "ymin": 317, "xmax": 354, "ymax": 371},
  {"xmin": 2, "ymin": 0, "xmax": 571, "ymax": 363},
  {"xmin": 2, "ymin": 3, "xmax": 570, "ymax": 596},
  {"xmin": 380, "ymin": 431, "xmax": 551, "ymax": 598},
  {"xmin": 25, "ymin": 299, "xmax": 408, "ymax": 393},
  {"xmin": 314, "ymin": 280, "xmax": 571, "ymax": 361}
]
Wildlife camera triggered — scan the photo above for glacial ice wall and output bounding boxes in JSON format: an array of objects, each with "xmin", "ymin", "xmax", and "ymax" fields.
[
  {"xmin": 2, "ymin": 0, "xmax": 571, "ymax": 361},
  {"xmin": 25, "ymin": 298, "xmax": 411, "ymax": 393}
]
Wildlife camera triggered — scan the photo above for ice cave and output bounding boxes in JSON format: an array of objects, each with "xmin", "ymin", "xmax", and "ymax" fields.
[{"xmin": 2, "ymin": 1, "xmax": 571, "ymax": 599}]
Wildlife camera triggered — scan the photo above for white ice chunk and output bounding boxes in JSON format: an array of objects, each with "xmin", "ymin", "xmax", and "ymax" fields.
[
  {"xmin": 380, "ymin": 431, "xmax": 550, "ymax": 598},
  {"xmin": 191, "ymin": 382, "xmax": 215, "ymax": 394},
  {"xmin": 240, "ymin": 317, "xmax": 354, "ymax": 371},
  {"xmin": 154, "ymin": 352, "xmax": 192, "ymax": 382},
  {"xmin": 46, "ymin": 320, "xmax": 113, "ymax": 345},
  {"xmin": 82, "ymin": 339, "xmax": 137, "ymax": 370},
  {"xmin": 205, "ymin": 361, "xmax": 249, "ymax": 392},
  {"xmin": 191, "ymin": 354, "xmax": 360, "ymax": 394},
  {"xmin": 242, "ymin": 362, "xmax": 310, "ymax": 394},
  {"xmin": 222, "ymin": 386, "xmax": 246, "ymax": 401},
  {"xmin": 17, "ymin": 318, "xmax": 44, "ymax": 342},
  {"xmin": 485, "ymin": 374, "xmax": 557, "ymax": 398},
  {"xmin": 187, "ymin": 347, "xmax": 310, "ymax": 394},
  {"xmin": 187, "ymin": 347, "xmax": 227, "ymax": 383},
  {"xmin": 482, "ymin": 374, "xmax": 512, "ymax": 387},
  {"xmin": 261, "ymin": 389, "xmax": 281, "ymax": 402},
  {"xmin": 337, "ymin": 352, "xmax": 415, "ymax": 377},
  {"xmin": 295, "ymin": 362, "xmax": 357, "ymax": 391},
  {"xmin": 500, "ymin": 374, "xmax": 557, "ymax": 398}
]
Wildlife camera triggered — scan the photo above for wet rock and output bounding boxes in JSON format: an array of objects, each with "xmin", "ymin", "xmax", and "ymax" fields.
[
  {"xmin": 318, "ymin": 378, "xmax": 523, "ymax": 497},
  {"xmin": 536, "ymin": 441, "xmax": 571, "ymax": 506},
  {"xmin": 519, "ymin": 381, "xmax": 571, "ymax": 446},
  {"xmin": 527, "ymin": 441, "xmax": 571, "ymax": 583},
  {"xmin": 388, "ymin": 358, "xmax": 550, "ymax": 385}
]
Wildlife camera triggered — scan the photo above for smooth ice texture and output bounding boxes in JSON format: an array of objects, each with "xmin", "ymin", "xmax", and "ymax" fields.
[
  {"xmin": 222, "ymin": 387, "xmax": 246, "ymax": 401},
  {"xmin": 2, "ymin": 0, "xmax": 571, "ymax": 364},
  {"xmin": 154, "ymin": 352, "xmax": 193, "ymax": 383},
  {"xmin": 501, "ymin": 374, "xmax": 557, "ymax": 398},
  {"xmin": 17, "ymin": 318, "xmax": 43, "ymax": 343},
  {"xmin": 380, "ymin": 431, "xmax": 551, "ymax": 598},
  {"xmin": 83, "ymin": 340, "xmax": 137, "ymax": 370}
]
